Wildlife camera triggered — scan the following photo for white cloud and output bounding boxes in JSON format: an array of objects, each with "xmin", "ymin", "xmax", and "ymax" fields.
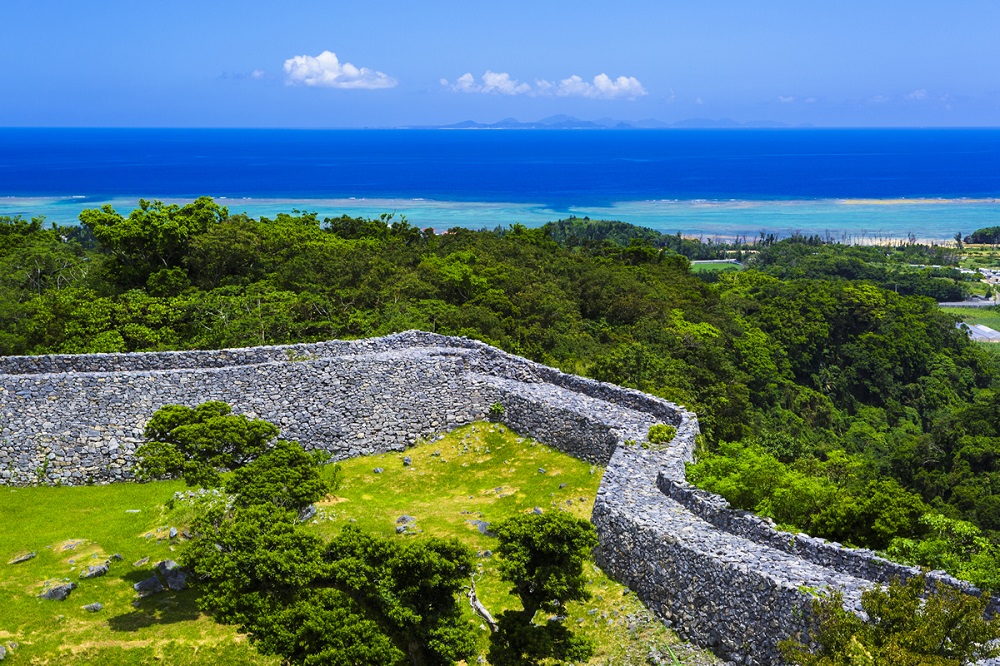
[
  {"xmin": 441, "ymin": 71, "xmax": 647, "ymax": 100},
  {"xmin": 443, "ymin": 71, "xmax": 531, "ymax": 95},
  {"xmin": 778, "ymin": 95, "xmax": 795, "ymax": 103},
  {"xmin": 566, "ymin": 73, "xmax": 647, "ymax": 100},
  {"xmin": 906, "ymin": 88, "xmax": 929, "ymax": 101},
  {"xmin": 283, "ymin": 50, "xmax": 397, "ymax": 89},
  {"xmin": 250, "ymin": 69, "xmax": 266, "ymax": 80},
  {"xmin": 482, "ymin": 71, "xmax": 532, "ymax": 95}
]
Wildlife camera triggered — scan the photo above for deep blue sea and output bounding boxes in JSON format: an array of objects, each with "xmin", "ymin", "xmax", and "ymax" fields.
[{"xmin": 2, "ymin": 128, "xmax": 999, "ymax": 241}]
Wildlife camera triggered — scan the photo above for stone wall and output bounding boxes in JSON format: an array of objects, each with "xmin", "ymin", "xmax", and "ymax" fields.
[
  {"xmin": 1, "ymin": 331, "xmax": 993, "ymax": 664},
  {"xmin": 657, "ymin": 476, "xmax": 998, "ymax": 614}
]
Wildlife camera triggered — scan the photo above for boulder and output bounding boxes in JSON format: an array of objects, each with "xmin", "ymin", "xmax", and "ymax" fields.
[
  {"xmin": 38, "ymin": 582, "xmax": 77, "ymax": 601},
  {"xmin": 133, "ymin": 575, "xmax": 164, "ymax": 596},
  {"xmin": 82, "ymin": 602, "xmax": 104, "ymax": 612},
  {"xmin": 7, "ymin": 551, "xmax": 35, "ymax": 565},
  {"xmin": 155, "ymin": 560, "xmax": 188, "ymax": 591}
]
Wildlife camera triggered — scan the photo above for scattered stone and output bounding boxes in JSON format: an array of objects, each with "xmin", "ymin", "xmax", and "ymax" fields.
[
  {"xmin": 396, "ymin": 515, "xmax": 416, "ymax": 525},
  {"xmin": 38, "ymin": 582, "xmax": 77, "ymax": 601},
  {"xmin": 469, "ymin": 520, "xmax": 495, "ymax": 537},
  {"xmin": 373, "ymin": 467, "xmax": 384, "ymax": 474},
  {"xmin": 8, "ymin": 551, "xmax": 36, "ymax": 565},
  {"xmin": 125, "ymin": 509, "xmax": 140, "ymax": 514},
  {"xmin": 133, "ymin": 575, "xmax": 164, "ymax": 596},
  {"xmin": 431, "ymin": 450, "xmax": 441, "ymax": 457},
  {"xmin": 155, "ymin": 560, "xmax": 188, "ymax": 591},
  {"xmin": 402, "ymin": 456, "xmax": 412, "ymax": 466},
  {"xmin": 0, "ymin": 644, "xmax": 5, "ymax": 661},
  {"xmin": 133, "ymin": 557, "xmax": 149, "ymax": 567},
  {"xmin": 532, "ymin": 507, "xmax": 543, "ymax": 514},
  {"xmin": 298, "ymin": 504, "xmax": 317, "ymax": 522},
  {"xmin": 559, "ymin": 483, "xmax": 567, "ymax": 489},
  {"xmin": 110, "ymin": 553, "xmax": 123, "ymax": 561},
  {"xmin": 62, "ymin": 541, "xmax": 82, "ymax": 551},
  {"xmin": 480, "ymin": 550, "xmax": 493, "ymax": 558},
  {"xmin": 82, "ymin": 602, "xmax": 104, "ymax": 612},
  {"xmin": 538, "ymin": 468, "xmax": 546, "ymax": 474},
  {"xmin": 169, "ymin": 527, "xmax": 178, "ymax": 539},
  {"xmin": 80, "ymin": 563, "xmax": 109, "ymax": 579}
]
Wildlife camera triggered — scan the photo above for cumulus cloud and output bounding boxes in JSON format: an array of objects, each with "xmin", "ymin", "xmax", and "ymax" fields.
[
  {"xmin": 441, "ymin": 71, "xmax": 647, "ymax": 100},
  {"xmin": 283, "ymin": 50, "xmax": 397, "ymax": 89},
  {"xmin": 557, "ymin": 73, "xmax": 647, "ymax": 99},
  {"xmin": 906, "ymin": 88, "xmax": 929, "ymax": 101},
  {"xmin": 442, "ymin": 70, "xmax": 531, "ymax": 95},
  {"xmin": 250, "ymin": 69, "xmax": 266, "ymax": 80}
]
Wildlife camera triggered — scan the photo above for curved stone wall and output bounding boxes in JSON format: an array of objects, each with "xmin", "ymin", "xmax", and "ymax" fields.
[{"xmin": 0, "ymin": 331, "xmax": 993, "ymax": 664}]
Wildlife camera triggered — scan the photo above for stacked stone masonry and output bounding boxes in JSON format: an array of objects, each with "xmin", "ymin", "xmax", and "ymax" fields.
[{"xmin": 0, "ymin": 331, "xmax": 993, "ymax": 664}]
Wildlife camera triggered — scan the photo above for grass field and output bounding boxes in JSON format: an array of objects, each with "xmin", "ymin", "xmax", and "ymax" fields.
[
  {"xmin": 960, "ymin": 246, "xmax": 1000, "ymax": 270},
  {"xmin": 941, "ymin": 306, "xmax": 1000, "ymax": 330},
  {"xmin": 688, "ymin": 261, "xmax": 743, "ymax": 274},
  {"xmin": 1, "ymin": 423, "xmax": 718, "ymax": 665}
]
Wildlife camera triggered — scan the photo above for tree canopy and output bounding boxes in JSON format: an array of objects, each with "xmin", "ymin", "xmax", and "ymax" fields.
[{"xmin": 135, "ymin": 401, "xmax": 280, "ymax": 487}]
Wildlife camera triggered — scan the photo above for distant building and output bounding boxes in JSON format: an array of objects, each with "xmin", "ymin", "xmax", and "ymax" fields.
[{"xmin": 956, "ymin": 322, "xmax": 1000, "ymax": 342}]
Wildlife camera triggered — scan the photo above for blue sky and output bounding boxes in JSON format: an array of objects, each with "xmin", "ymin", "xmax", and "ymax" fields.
[{"xmin": 2, "ymin": 0, "xmax": 998, "ymax": 127}]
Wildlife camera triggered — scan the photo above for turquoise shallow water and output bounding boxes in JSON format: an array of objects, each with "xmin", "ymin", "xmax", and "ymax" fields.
[{"xmin": 3, "ymin": 195, "xmax": 999, "ymax": 243}]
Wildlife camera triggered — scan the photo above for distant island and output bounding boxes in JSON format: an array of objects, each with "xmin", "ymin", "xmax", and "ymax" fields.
[{"xmin": 416, "ymin": 114, "xmax": 796, "ymax": 130}]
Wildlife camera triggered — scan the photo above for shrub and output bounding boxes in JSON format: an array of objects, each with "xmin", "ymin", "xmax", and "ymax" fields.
[{"xmin": 647, "ymin": 424, "xmax": 677, "ymax": 444}]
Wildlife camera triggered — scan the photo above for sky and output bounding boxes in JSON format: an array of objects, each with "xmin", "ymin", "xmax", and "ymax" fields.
[{"xmin": 1, "ymin": 0, "xmax": 998, "ymax": 128}]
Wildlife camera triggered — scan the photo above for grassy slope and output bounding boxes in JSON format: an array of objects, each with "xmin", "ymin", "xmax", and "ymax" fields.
[
  {"xmin": 1, "ymin": 479, "xmax": 270, "ymax": 665},
  {"xmin": 2, "ymin": 423, "xmax": 718, "ymax": 665}
]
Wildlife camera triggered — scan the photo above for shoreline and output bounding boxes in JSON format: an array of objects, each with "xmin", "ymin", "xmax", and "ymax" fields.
[{"xmin": 4, "ymin": 195, "xmax": 1000, "ymax": 245}]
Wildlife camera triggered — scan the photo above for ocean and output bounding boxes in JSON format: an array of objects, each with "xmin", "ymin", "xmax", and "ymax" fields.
[{"xmin": 1, "ymin": 128, "xmax": 999, "ymax": 241}]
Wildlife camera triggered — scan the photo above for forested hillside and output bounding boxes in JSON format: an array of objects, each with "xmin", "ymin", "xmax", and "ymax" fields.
[{"xmin": 3, "ymin": 198, "xmax": 1000, "ymax": 585}]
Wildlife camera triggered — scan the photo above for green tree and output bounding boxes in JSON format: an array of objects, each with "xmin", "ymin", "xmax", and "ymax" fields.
[
  {"xmin": 780, "ymin": 575, "xmax": 1000, "ymax": 665},
  {"xmin": 227, "ymin": 439, "xmax": 337, "ymax": 512},
  {"xmin": 488, "ymin": 512, "xmax": 598, "ymax": 666},
  {"xmin": 79, "ymin": 197, "xmax": 227, "ymax": 289},
  {"xmin": 186, "ymin": 506, "xmax": 477, "ymax": 666},
  {"xmin": 133, "ymin": 401, "xmax": 279, "ymax": 487}
]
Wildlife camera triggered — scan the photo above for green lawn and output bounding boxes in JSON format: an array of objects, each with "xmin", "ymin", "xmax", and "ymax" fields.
[
  {"xmin": 688, "ymin": 261, "xmax": 743, "ymax": 274},
  {"xmin": 1, "ymin": 423, "xmax": 717, "ymax": 665},
  {"xmin": 1, "ymin": 479, "xmax": 272, "ymax": 665}
]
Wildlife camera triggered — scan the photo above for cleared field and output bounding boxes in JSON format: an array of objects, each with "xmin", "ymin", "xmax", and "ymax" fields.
[
  {"xmin": 1, "ymin": 423, "xmax": 718, "ymax": 665},
  {"xmin": 688, "ymin": 260, "xmax": 743, "ymax": 274}
]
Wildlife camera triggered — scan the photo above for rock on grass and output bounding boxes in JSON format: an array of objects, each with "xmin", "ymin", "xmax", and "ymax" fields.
[{"xmin": 38, "ymin": 582, "xmax": 77, "ymax": 601}]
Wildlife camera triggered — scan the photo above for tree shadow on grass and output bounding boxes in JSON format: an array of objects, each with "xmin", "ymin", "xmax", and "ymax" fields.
[{"xmin": 107, "ymin": 575, "xmax": 204, "ymax": 632}]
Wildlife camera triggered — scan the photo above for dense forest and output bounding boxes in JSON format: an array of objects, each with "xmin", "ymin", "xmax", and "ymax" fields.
[{"xmin": 3, "ymin": 198, "xmax": 1000, "ymax": 587}]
